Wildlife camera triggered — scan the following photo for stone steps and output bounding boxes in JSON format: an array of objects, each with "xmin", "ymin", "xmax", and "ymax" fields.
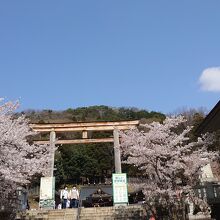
[
  {"xmin": 48, "ymin": 209, "xmax": 77, "ymax": 220},
  {"xmin": 79, "ymin": 205, "xmax": 144, "ymax": 220},
  {"xmin": 17, "ymin": 205, "xmax": 145, "ymax": 220},
  {"xmin": 17, "ymin": 209, "xmax": 78, "ymax": 220},
  {"xmin": 17, "ymin": 205, "xmax": 212, "ymax": 220}
]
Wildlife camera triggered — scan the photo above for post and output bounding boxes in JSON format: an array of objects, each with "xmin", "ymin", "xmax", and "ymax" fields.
[
  {"xmin": 50, "ymin": 130, "xmax": 56, "ymax": 177},
  {"xmin": 113, "ymin": 128, "xmax": 122, "ymax": 173},
  {"xmin": 82, "ymin": 130, "xmax": 88, "ymax": 139}
]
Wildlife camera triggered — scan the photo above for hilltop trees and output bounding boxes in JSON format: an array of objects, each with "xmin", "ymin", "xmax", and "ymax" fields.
[
  {"xmin": 120, "ymin": 116, "xmax": 216, "ymax": 218},
  {"xmin": 24, "ymin": 105, "xmax": 166, "ymax": 123},
  {"xmin": 0, "ymin": 99, "xmax": 50, "ymax": 219}
]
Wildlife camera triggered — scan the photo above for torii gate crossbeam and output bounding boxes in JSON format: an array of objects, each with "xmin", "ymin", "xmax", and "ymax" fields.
[{"xmin": 30, "ymin": 120, "xmax": 139, "ymax": 176}]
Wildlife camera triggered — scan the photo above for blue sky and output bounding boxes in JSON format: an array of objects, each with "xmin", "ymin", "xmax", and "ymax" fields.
[{"xmin": 0, "ymin": 1, "xmax": 220, "ymax": 114}]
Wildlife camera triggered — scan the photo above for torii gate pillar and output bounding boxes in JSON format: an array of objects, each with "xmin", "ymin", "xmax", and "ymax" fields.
[
  {"xmin": 113, "ymin": 128, "xmax": 122, "ymax": 173},
  {"xmin": 50, "ymin": 130, "xmax": 56, "ymax": 177}
]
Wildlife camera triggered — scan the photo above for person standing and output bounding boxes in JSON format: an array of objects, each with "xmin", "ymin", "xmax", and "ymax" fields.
[
  {"xmin": 69, "ymin": 185, "xmax": 79, "ymax": 208},
  {"xmin": 60, "ymin": 186, "xmax": 68, "ymax": 209}
]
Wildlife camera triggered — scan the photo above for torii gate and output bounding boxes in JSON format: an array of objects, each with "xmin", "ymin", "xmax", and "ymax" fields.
[{"xmin": 30, "ymin": 120, "xmax": 139, "ymax": 177}]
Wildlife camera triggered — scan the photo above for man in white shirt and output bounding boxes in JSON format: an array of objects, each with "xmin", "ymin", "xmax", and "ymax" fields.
[
  {"xmin": 60, "ymin": 187, "xmax": 68, "ymax": 209},
  {"xmin": 69, "ymin": 185, "xmax": 79, "ymax": 208}
]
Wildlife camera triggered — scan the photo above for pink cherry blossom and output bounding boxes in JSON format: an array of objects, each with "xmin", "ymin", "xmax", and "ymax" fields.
[
  {"xmin": 0, "ymin": 99, "xmax": 51, "ymax": 217},
  {"xmin": 120, "ymin": 116, "xmax": 216, "ymax": 207}
]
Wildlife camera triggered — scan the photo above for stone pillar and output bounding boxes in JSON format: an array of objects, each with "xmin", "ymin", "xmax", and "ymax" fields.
[
  {"xmin": 50, "ymin": 130, "xmax": 56, "ymax": 177},
  {"xmin": 113, "ymin": 128, "xmax": 122, "ymax": 173}
]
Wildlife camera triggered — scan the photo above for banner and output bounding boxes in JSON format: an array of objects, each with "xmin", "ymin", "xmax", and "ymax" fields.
[
  {"xmin": 112, "ymin": 173, "xmax": 128, "ymax": 204},
  {"xmin": 39, "ymin": 177, "xmax": 55, "ymax": 209}
]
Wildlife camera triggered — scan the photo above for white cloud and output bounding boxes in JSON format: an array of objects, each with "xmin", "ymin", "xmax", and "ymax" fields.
[{"xmin": 199, "ymin": 67, "xmax": 220, "ymax": 92}]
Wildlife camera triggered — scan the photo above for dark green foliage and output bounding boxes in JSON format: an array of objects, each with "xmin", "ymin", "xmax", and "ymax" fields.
[{"xmin": 54, "ymin": 143, "xmax": 114, "ymax": 187}]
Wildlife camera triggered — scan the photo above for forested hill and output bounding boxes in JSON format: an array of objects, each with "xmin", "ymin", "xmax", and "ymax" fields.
[{"xmin": 23, "ymin": 105, "xmax": 166, "ymax": 123}]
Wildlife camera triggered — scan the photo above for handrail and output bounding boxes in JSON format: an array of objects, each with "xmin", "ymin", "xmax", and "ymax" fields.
[
  {"xmin": 76, "ymin": 196, "xmax": 82, "ymax": 220},
  {"xmin": 64, "ymin": 208, "xmax": 66, "ymax": 220}
]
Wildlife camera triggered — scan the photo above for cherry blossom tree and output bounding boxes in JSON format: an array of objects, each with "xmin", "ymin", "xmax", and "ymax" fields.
[
  {"xmin": 120, "ymin": 116, "xmax": 216, "ymax": 219},
  {"xmin": 0, "ymin": 99, "xmax": 51, "ymax": 219}
]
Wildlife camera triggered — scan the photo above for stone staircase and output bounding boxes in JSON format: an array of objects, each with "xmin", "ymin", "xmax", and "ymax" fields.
[
  {"xmin": 17, "ymin": 206, "xmax": 213, "ymax": 220},
  {"xmin": 79, "ymin": 205, "xmax": 144, "ymax": 220},
  {"xmin": 17, "ymin": 205, "xmax": 144, "ymax": 220},
  {"xmin": 16, "ymin": 209, "xmax": 78, "ymax": 220},
  {"xmin": 48, "ymin": 209, "xmax": 77, "ymax": 220},
  {"xmin": 79, "ymin": 207, "xmax": 112, "ymax": 220}
]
